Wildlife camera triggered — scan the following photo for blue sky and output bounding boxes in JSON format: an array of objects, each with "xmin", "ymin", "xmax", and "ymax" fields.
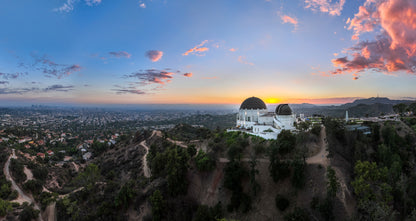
[{"xmin": 1, "ymin": 0, "xmax": 415, "ymax": 105}]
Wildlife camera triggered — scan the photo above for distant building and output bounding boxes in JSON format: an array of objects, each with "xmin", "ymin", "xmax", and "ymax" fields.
[{"xmin": 230, "ymin": 96, "xmax": 296, "ymax": 139}]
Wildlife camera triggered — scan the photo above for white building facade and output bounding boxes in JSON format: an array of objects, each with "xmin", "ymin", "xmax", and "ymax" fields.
[{"xmin": 232, "ymin": 96, "xmax": 296, "ymax": 139}]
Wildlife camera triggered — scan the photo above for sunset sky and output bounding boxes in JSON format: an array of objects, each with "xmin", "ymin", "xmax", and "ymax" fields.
[{"xmin": 0, "ymin": 0, "xmax": 415, "ymax": 105}]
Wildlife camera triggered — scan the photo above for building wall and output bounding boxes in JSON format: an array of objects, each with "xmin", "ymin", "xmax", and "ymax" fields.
[
  {"xmin": 274, "ymin": 114, "xmax": 296, "ymax": 130},
  {"xmin": 236, "ymin": 109, "xmax": 268, "ymax": 129},
  {"xmin": 258, "ymin": 115, "xmax": 274, "ymax": 125}
]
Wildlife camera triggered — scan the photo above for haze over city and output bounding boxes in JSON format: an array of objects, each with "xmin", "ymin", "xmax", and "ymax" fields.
[{"xmin": 1, "ymin": 0, "xmax": 415, "ymax": 105}]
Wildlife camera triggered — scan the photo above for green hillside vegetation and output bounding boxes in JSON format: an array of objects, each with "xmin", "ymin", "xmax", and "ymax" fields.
[{"xmin": 324, "ymin": 117, "xmax": 416, "ymax": 220}]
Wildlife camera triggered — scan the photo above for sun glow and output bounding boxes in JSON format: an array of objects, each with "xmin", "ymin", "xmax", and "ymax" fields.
[{"xmin": 265, "ymin": 98, "xmax": 281, "ymax": 104}]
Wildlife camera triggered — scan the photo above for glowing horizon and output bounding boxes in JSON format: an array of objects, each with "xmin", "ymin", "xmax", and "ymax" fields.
[{"xmin": 1, "ymin": 0, "xmax": 415, "ymax": 105}]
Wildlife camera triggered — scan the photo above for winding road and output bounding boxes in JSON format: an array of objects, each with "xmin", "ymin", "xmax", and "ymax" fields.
[{"xmin": 4, "ymin": 149, "xmax": 43, "ymax": 221}]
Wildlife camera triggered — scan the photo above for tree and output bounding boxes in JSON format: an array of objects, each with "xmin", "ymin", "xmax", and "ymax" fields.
[
  {"xmin": 351, "ymin": 161, "xmax": 392, "ymax": 205},
  {"xmin": 150, "ymin": 190, "xmax": 164, "ymax": 221},
  {"xmin": 291, "ymin": 156, "xmax": 306, "ymax": 189},
  {"xmin": 326, "ymin": 166, "xmax": 340, "ymax": 198},
  {"xmin": 114, "ymin": 182, "xmax": 136, "ymax": 209},
  {"xmin": 393, "ymin": 103, "xmax": 407, "ymax": 115},
  {"xmin": 0, "ymin": 198, "xmax": 12, "ymax": 217},
  {"xmin": 195, "ymin": 150, "xmax": 216, "ymax": 172},
  {"xmin": 284, "ymin": 207, "xmax": 310, "ymax": 221},
  {"xmin": 249, "ymin": 156, "xmax": 260, "ymax": 196},
  {"xmin": 75, "ymin": 163, "xmax": 101, "ymax": 187},
  {"xmin": 19, "ymin": 203, "xmax": 40, "ymax": 221},
  {"xmin": 277, "ymin": 130, "xmax": 296, "ymax": 154},
  {"xmin": 275, "ymin": 194, "xmax": 290, "ymax": 211},
  {"xmin": 187, "ymin": 145, "xmax": 197, "ymax": 157}
]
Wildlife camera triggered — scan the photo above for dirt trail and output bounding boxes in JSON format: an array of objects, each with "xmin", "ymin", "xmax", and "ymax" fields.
[
  {"xmin": 4, "ymin": 149, "xmax": 43, "ymax": 221},
  {"xmin": 140, "ymin": 130, "xmax": 160, "ymax": 178},
  {"xmin": 23, "ymin": 166, "xmax": 34, "ymax": 181},
  {"xmin": 44, "ymin": 202, "xmax": 56, "ymax": 221},
  {"xmin": 306, "ymin": 126, "xmax": 329, "ymax": 166},
  {"xmin": 167, "ymin": 138, "xmax": 188, "ymax": 148}
]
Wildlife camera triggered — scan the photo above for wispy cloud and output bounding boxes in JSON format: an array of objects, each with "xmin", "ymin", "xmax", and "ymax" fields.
[
  {"xmin": 54, "ymin": 0, "xmax": 77, "ymax": 13},
  {"xmin": 183, "ymin": 40, "xmax": 209, "ymax": 56},
  {"xmin": 43, "ymin": 84, "xmax": 75, "ymax": 92},
  {"xmin": 238, "ymin": 56, "xmax": 254, "ymax": 66},
  {"xmin": 0, "ymin": 81, "xmax": 9, "ymax": 85},
  {"xmin": 109, "ymin": 51, "xmax": 131, "ymax": 58},
  {"xmin": 0, "ymin": 72, "xmax": 27, "ymax": 80},
  {"xmin": 31, "ymin": 54, "xmax": 82, "ymax": 79},
  {"xmin": 304, "ymin": 0, "xmax": 346, "ymax": 16},
  {"xmin": 124, "ymin": 69, "xmax": 176, "ymax": 85},
  {"xmin": 85, "ymin": 0, "xmax": 101, "ymax": 6},
  {"xmin": 139, "ymin": 3, "xmax": 146, "ymax": 8},
  {"xmin": 331, "ymin": 0, "xmax": 416, "ymax": 78},
  {"xmin": 145, "ymin": 50, "xmax": 163, "ymax": 62},
  {"xmin": 117, "ymin": 68, "xmax": 193, "ymax": 94},
  {"xmin": 54, "ymin": 0, "xmax": 102, "ymax": 13},
  {"xmin": 280, "ymin": 15, "xmax": 298, "ymax": 30},
  {"xmin": 112, "ymin": 85, "xmax": 146, "ymax": 95},
  {"xmin": 0, "ymin": 85, "xmax": 74, "ymax": 95},
  {"xmin": 229, "ymin": 48, "xmax": 238, "ymax": 52}
]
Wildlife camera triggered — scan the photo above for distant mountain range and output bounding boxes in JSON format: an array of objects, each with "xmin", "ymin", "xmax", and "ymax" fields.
[{"xmin": 289, "ymin": 97, "xmax": 415, "ymax": 117}]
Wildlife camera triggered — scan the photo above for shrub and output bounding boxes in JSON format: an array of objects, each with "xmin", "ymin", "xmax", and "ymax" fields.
[
  {"xmin": 284, "ymin": 207, "xmax": 310, "ymax": 221},
  {"xmin": 275, "ymin": 194, "xmax": 290, "ymax": 211},
  {"xmin": 195, "ymin": 151, "xmax": 216, "ymax": 172}
]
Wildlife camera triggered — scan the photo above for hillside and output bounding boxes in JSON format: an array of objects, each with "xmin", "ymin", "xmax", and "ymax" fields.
[
  {"xmin": 2, "ymin": 117, "xmax": 416, "ymax": 220},
  {"xmin": 290, "ymin": 97, "xmax": 414, "ymax": 117}
]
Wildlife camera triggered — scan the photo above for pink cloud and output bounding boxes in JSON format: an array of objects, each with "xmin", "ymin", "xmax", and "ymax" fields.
[
  {"xmin": 331, "ymin": 0, "xmax": 416, "ymax": 77},
  {"xmin": 182, "ymin": 40, "xmax": 209, "ymax": 56},
  {"xmin": 145, "ymin": 50, "xmax": 163, "ymax": 62},
  {"xmin": 229, "ymin": 48, "xmax": 238, "ymax": 52},
  {"xmin": 238, "ymin": 56, "xmax": 254, "ymax": 66},
  {"xmin": 183, "ymin": 73, "xmax": 193, "ymax": 77},
  {"xmin": 280, "ymin": 15, "xmax": 298, "ymax": 30},
  {"xmin": 304, "ymin": 0, "xmax": 346, "ymax": 16}
]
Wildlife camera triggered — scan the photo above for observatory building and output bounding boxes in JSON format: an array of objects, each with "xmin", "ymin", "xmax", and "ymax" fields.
[{"xmin": 232, "ymin": 96, "xmax": 296, "ymax": 139}]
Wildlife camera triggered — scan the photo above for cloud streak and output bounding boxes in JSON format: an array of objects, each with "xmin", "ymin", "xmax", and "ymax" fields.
[
  {"xmin": 0, "ymin": 85, "xmax": 74, "ymax": 95},
  {"xmin": 304, "ymin": 0, "xmax": 346, "ymax": 16},
  {"xmin": 125, "ymin": 69, "xmax": 175, "ymax": 85},
  {"xmin": 43, "ymin": 84, "xmax": 75, "ymax": 92},
  {"xmin": 112, "ymin": 85, "xmax": 146, "ymax": 95},
  {"xmin": 109, "ymin": 51, "xmax": 131, "ymax": 58},
  {"xmin": 281, "ymin": 15, "xmax": 298, "ymax": 30},
  {"xmin": 331, "ymin": 0, "xmax": 416, "ymax": 78},
  {"xmin": 54, "ymin": 0, "xmax": 102, "ymax": 12},
  {"xmin": 238, "ymin": 56, "xmax": 254, "ymax": 66},
  {"xmin": 0, "ymin": 72, "xmax": 27, "ymax": 80},
  {"xmin": 32, "ymin": 54, "xmax": 82, "ymax": 79},
  {"xmin": 145, "ymin": 50, "xmax": 163, "ymax": 62},
  {"xmin": 183, "ymin": 40, "xmax": 209, "ymax": 56}
]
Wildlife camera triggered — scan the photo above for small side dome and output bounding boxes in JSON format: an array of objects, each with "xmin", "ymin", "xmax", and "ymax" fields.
[
  {"xmin": 240, "ymin": 97, "xmax": 267, "ymax": 110},
  {"xmin": 275, "ymin": 104, "xmax": 292, "ymax": 115}
]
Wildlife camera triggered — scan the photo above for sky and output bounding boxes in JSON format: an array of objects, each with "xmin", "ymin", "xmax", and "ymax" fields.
[{"xmin": 0, "ymin": 0, "xmax": 415, "ymax": 105}]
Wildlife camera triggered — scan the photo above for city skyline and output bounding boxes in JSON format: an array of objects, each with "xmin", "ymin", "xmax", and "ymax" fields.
[{"xmin": 1, "ymin": 0, "xmax": 415, "ymax": 105}]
